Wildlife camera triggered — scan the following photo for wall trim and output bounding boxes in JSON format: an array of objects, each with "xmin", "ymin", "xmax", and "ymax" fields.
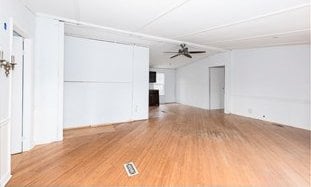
[
  {"xmin": 22, "ymin": 138, "xmax": 34, "ymax": 152},
  {"xmin": 0, "ymin": 173, "xmax": 12, "ymax": 187},
  {"xmin": 231, "ymin": 94, "xmax": 310, "ymax": 104},
  {"xmin": 0, "ymin": 118, "xmax": 10, "ymax": 128},
  {"xmin": 37, "ymin": 13, "xmax": 227, "ymax": 52},
  {"xmin": 63, "ymin": 119, "xmax": 148, "ymax": 131},
  {"xmin": 231, "ymin": 110, "xmax": 310, "ymax": 131}
]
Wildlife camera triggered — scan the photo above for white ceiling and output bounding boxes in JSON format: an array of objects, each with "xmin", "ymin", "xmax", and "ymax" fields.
[{"xmin": 21, "ymin": 0, "xmax": 310, "ymax": 68}]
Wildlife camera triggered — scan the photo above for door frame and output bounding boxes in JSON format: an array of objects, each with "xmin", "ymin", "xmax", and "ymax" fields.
[
  {"xmin": 209, "ymin": 66, "xmax": 226, "ymax": 111},
  {"xmin": 11, "ymin": 33, "xmax": 25, "ymax": 154},
  {"xmin": 12, "ymin": 23, "xmax": 34, "ymax": 152}
]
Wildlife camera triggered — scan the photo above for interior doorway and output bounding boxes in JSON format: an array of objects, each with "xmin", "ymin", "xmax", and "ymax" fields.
[
  {"xmin": 11, "ymin": 32, "xmax": 24, "ymax": 154},
  {"xmin": 209, "ymin": 66, "xmax": 225, "ymax": 110}
]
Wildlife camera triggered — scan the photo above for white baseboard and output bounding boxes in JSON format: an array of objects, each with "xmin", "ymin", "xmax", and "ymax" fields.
[
  {"xmin": 0, "ymin": 172, "xmax": 12, "ymax": 187},
  {"xmin": 23, "ymin": 138, "xmax": 35, "ymax": 152}
]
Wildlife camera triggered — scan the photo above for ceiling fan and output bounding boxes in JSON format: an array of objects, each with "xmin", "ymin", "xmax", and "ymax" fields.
[{"xmin": 164, "ymin": 44, "xmax": 206, "ymax": 59}]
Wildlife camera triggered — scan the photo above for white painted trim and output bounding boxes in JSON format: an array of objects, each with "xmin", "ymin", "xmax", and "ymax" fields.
[
  {"xmin": 226, "ymin": 51, "xmax": 233, "ymax": 114},
  {"xmin": 57, "ymin": 21, "xmax": 64, "ymax": 141},
  {"xmin": 131, "ymin": 45, "xmax": 135, "ymax": 121},
  {"xmin": 229, "ymin": 41, "xmax": 310, "ymax": 50},
  {"xmin": 176, "ymin": 3, "xmax": 310, "ymax": 38},
  {"xmin": 21, "ymin": 38, "xmax": 34, "ymax": 152},
  {"xmin": 0, "ymin": 173, "xmax": 12, "ymax": 187},
  {"xmin": 65, "ymin": 33, "xmax": 151, "ymax": 48},
  {"xmin": 207, "ymin": 29, "xmax": 311, "ymax": 45},
  {"xmin": 36, "ymin": 13, "xmax": 227, "ymax": 52},
  {"xmin": 22, "ymin": 138, "xmax": 34, "ymax": 152},
  {"xmin": 309, "ymin": 37, "xmax": 311, "ymax": 128},
  {"xmin": 137, "ymin": 0, "xmax": 191, "ymax": 31},
  {"xmin": 64, "ymin": 80, "xmax": 132, "ymax": 83},
  {"xmin": 0, "ymin": 118, "xmax": 10, "ymax": 128},
  {"xmin": 12, "ymin": 21, "xmax": 35, "ymax": 154},
  {"xmin": 231, "ymin": 94, "xmax": 310, "ymax": 104}
]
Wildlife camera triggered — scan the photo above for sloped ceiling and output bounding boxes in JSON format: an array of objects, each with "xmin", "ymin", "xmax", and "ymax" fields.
[{"xmin": 21, "ymin": 0, "xmax": 310, "ymax": 68}]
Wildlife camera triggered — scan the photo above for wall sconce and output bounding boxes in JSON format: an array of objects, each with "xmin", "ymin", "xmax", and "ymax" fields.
[{"xmin": 0, "ymin": 51, "xmax": 16, "ymax": 77}]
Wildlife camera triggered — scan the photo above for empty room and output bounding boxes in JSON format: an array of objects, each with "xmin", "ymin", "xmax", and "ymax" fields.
[{"xmin": 0, "ymin": 0, "xmax": 310, "ymax": 186}]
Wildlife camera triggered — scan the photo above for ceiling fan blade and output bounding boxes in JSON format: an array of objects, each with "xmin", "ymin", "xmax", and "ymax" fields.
[
  {"xmin": 189, "ymin": 51, "xmax": 206, "ymax": 54},
  {"xmin": 164, "ymin": 52, "xmax": 178, "ymax": 53},
  {"xmin": 170, "ymin": 54, "xmax": 180, "ymax": 59},
  {"xmin": 184, "ymin": 54, "xmax": 192, "ymax": 58}
]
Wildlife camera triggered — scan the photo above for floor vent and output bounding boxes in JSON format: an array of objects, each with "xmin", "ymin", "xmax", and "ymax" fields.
[{"xmin": 124, "ymin": 162, "xmax": 139, "ymax": 177}]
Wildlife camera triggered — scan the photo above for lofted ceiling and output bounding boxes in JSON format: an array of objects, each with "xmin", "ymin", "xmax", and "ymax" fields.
[{"xmin": 21, "ymin": 0, "xmax": 310, "ymax": 68}]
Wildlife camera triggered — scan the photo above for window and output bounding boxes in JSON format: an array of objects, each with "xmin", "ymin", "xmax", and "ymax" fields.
[{"xmin": 150, "ymin": 72, "xmax": 165, "ymax": 96}]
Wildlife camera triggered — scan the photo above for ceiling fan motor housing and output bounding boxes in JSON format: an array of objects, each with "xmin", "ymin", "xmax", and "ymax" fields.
[{"xmin": 165, "ymin": 44, "xmax": 206, "ymax": 59}]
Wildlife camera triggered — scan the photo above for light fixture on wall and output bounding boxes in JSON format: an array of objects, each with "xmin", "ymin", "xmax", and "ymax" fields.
[{"xmin": 0, "ymin": 50, "xmax": 16, "ymax": 77}]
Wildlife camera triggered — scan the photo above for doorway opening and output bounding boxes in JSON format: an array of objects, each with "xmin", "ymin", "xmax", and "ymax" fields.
[
  {"xmin": 149, "ymin": 71, "xmax": 166, "ymax": 119},
  {"xmin": 11, "ymin": 31, "xmax": 25, "ymax": 154},
  {"xmin": 209, "ymin": 66, "xmax": 225, "ymax": 111}
]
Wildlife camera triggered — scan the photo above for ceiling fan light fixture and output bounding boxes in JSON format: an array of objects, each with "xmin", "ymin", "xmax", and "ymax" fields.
[{"xmin": 164, "ymin": 44, "xmax": 206, "ymax": 59}]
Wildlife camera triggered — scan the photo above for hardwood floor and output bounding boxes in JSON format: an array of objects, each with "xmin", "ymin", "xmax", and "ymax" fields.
[{"xmin": 7, "ymin": 104, "xmax": 310, "ymax": 186}]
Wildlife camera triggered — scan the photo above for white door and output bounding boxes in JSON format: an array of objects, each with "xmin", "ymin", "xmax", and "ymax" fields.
[
  {"xmin": 0, "ymin": 19, "xmax": 13, "ymax": 186},
  {"xmin": 11, "ymin": 35, "xmax": 24, "ymax": 154},
  {"xmin": 209, "ymin": 67, "xmax": 225, "ymax": 110}
]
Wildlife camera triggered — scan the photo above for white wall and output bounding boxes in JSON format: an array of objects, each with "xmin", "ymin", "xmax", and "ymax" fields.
[
  {"xmin": 231, "ymin": 45, "xmax": 310, "ymax": 129},
  {"xmin": 150, "ymin": 68, "xmax": 176, "ymax": 104},
  {"xmin": 64, "ymin": 36, "xmax": 149, "ymax": 128},
  {"xmin": 176, "ymin": 52, "xmax": 231, "ymax": 113},
  {"xmin": 176, "ymin": 45, "xmax": 310, "ymax": 130},
  {"xmin": 34, "ymin": 16, "xmax": 64, "ymax": 145},
  {"xmin": 0, "ymin": 0, "xmax": 35, "ymax": 186},
  {"xmin": 132, "ymin": 46, "xmax": 149, "ymax": 120}
]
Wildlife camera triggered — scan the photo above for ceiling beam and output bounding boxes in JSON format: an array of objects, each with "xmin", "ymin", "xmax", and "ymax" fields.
[{"xmin": 37, "ymin": 13, "xmax": 228, "ymax": 52}]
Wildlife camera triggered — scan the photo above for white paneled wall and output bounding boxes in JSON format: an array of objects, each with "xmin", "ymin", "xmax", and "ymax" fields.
[
  {"xmin": 64, "ymin": 36, "xmax": 149, "ymax": 128},
  {"xmin": 34, "ymin": 16, "xmax": 64, "ymax": 145},
  {"xmin": 176, "ymin": 52, "xmax": 231, "ymax": 112},
  {"xmin": 0, "ymin": 18, "xmax": 11, "ymax": 187},
  {"xmin": 64, "ymin": 37, "xmax": 133, "ymax": 82},
  {"xmin": 0, "ymin": 123, "xmax": 10, "ymax": 187},
  {"xmin": 64, "ymin": 82, "xmax": 133, "ymax": 126},
  {"xmin": 132, "ymin": 46, "xmax": 149, "ymax": 120},
  {"xmin": 176, "ymin": 45, "xmax": 310, "ymax": 130},
  {"xmin": 231, "ymin": 45, "xmax": 310, "ymax": 129}
]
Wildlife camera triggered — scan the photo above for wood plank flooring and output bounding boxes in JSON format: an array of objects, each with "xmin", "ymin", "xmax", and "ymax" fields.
[{"xmin": 7, "ymin": 104, "xmax": 310, "ymax": 186}]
